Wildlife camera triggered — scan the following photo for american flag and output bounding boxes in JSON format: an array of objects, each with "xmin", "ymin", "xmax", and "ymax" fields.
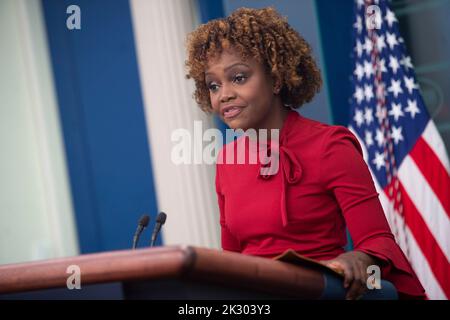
[{"xmin": 349, "ymin": 0, "xmax": 450, "ymax": 299}]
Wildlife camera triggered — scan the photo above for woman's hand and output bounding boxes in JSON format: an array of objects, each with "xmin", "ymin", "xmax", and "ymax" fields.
[{"xmin": 320, "ymin": 251, "xmax": 379, "ymax": 300}]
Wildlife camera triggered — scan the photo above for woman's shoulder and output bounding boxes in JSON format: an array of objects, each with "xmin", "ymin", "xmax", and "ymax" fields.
[{"xmin": 292, "ymin": 112, "xmax": 360, "ymax": 148}]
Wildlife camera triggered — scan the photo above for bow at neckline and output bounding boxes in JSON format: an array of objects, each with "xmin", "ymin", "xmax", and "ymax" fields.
[{"xmin": 256, "ymin": 112, "xmax": 303, "ymax": 227}]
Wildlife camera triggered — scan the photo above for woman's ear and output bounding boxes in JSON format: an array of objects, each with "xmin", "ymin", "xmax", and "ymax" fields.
[{"xmin": 272, "ymin": 76, "xmax": 282, "ymax": 94}]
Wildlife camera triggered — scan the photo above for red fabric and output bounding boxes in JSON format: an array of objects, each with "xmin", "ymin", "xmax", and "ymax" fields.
[{"xmin": 215, "ymin": 110, "xmax": 426, "ymax": 299}]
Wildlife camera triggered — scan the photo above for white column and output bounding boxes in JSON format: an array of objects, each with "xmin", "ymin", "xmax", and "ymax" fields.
[{"xmin": 130, "ymin": 0, "xmax": 221, "ymax": 248}]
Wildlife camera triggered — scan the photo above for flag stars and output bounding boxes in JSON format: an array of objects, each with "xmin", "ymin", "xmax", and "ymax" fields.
[
  {"xmin": 400, "ymin": 56, "xmax": 414, "ymax": 70},
  {"xmin": 379, "ymin": 59, "xmax": 388, "ymax": 73},
  {"xmin": 405, "ymin": 99, "xmax": 420, "ymax": 119},
  {"xmin": 388, "ymin": 79, "xmax": 403, "ymax": 98},
  {"xmin": 375, "ymin": 128, "xmax": 385, "ymax": 147},
  {"xmin": 354, "ymin": 63, "xmax": 364, "ymax": 81},
  {"xmin": 404, "ymin": 76, "xmax": 419, "ymax": 94},
  {"xmin": 354, "ymin": 16, "xmax": 363, "ymax": 34},
  {"xmin": 364, "ymin": 106, "xmax": 374, "ymax": 125},
  {"xmin": 354, "ymin": 86, "xmax": 365, "ymax": 105},
  {"xmin": 353, "ymin": 108, "xmax": 364, "ymax": 127},
  {"xmin": 364, "ymin": 84, "xmax": 374, "ymax": 102},
  {"xmin": 388, "ymin": 103, "xmax": 404, "ymax": 122},
  {"xmin": 350, "ymin": 6, "xmax": 430, "ymax": 189},
  {"xmin": 385, "ymin": 8, "xmax": 398, "ymax": 28},
  {"xmin": 363, "ymin": 61, "xmax": 375, "ymax": 79},
  {"xmin": 386, "ymin": 32, "xmax": 399, "ymax": 50},
  {"xmin": 391, "ymin": 126, "xmax": 404, "ymax": 145},
  {"xmin": 355, "ymin": 40, "xmax": 364, "ymax": 58},
  {"xmin": 365, "ymin": 130, "xmax": 374, "ymax": 147},
  {"xmin": 372, "ymin": 151, "xmax": 386, "ymax": 171},
  {"xmin": 364, "ymin": 37, "xmax": 373, "ymax": 55},
  {"xmin": 356, "ymin": 0, "xmax": 365, "ymax": 9},
  {"xmin": 388, "ymin": 55, "xmax": 400, "ymax": 74},
  {"xmin": 376, "ymin": 35, "xmax": 386, "ymax": 52}
]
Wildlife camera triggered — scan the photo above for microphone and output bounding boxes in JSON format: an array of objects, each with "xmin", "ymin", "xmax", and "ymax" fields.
[
  {"xmin": 150, "ymin": 212, "xmax": 167, "ymax": 247},
  {"xmin": 132, "ymin": 214, "xmax": 150, "ymax": 249}
]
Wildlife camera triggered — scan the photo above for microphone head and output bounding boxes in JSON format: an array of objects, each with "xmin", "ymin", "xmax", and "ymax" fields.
[
  {"xmin": 156, "ymin": 212, "xmax": 167, "ymax": 224},
  {"xmin": 139, "ymin": 214, "xmax": 150, "ymax": 227}
]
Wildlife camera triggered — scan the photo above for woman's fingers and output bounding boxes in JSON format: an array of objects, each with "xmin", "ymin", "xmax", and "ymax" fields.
[
  {"xmin": 346, "ymin": 260, "xmax": 368, "ymax": 300},
  {"xmin": 358, "ymin": 260, "xmax": 369, "ymax": 298},
  {"xmin": 340, "ymin": 261, "xmax": 354, "ymax": 289},
  {"xmin": 354, "ymin": 260, "xmax": 368, "ymax": 299},
  {"xmin": 345, "ymin": 264, "xmax": 360, "ymax": 300},
  {"xmin": 321, "ymin": 257, "xmax": 370, "ymax": 300}
]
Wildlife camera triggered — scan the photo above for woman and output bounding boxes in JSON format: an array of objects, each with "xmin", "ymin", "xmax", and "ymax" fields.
[{"xmin": 185, "ymin": 7, "xmax": 425, "ymax": 300}]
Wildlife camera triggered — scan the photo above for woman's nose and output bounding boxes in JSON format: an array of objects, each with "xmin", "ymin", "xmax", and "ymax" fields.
[{"xmin": 220, "ymin": 83, "xmax": 236, "ymax": 103}]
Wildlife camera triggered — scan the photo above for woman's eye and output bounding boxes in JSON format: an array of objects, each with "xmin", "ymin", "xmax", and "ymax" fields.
[
  {"xmin": 233, "ymin": 74, "xmax": 247, "ymax": 83},
  {"xmin": 208, "ymin": 83, "xmax": 219, "ymax": 92}
]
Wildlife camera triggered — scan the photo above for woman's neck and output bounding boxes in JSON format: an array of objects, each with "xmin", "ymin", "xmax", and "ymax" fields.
[{"xmin": 254, "ymin": 100, "xmax": 291, "ymax": 141}]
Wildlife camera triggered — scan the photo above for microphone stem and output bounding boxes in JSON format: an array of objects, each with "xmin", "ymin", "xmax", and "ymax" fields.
[
  {"xmin": 150, "ymin": 225, "xmax": 161, "ymax": 247},
  {"xmin": 132, "ymin": 226, "xmax": 143, "ymax": 249}
]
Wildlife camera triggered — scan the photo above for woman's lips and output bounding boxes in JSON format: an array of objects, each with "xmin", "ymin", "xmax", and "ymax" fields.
[{"xmin": 223, "ymin": 107, "xmax": 243, "ymax": 119}]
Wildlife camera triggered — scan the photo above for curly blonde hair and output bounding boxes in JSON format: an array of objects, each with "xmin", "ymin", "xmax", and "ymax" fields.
[{"xmin": 185, "ymin": 7, "xmax": 322, "ymax": 113}]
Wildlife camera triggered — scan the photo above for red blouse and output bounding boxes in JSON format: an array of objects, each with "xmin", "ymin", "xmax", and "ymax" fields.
[{"xmin": 215, "ymin": 110, "xmax": 426, "ymax": 299}]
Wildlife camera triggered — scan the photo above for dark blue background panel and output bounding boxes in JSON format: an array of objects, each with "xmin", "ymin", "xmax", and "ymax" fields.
[
  {"xmin": 315, "ymin": 0, "xmax": 354, "ymax": 126},
  {"xmin": 198, "ymin": 0, "xmax": 225, "ymax": 22},
  {"xmin": 42, "ymin": 0, "xmax": 159, "ymax": 253}
]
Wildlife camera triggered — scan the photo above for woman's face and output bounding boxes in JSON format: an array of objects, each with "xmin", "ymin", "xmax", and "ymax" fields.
[{"xmin": 205, "ymin": 48, "xmax": 279, "ymax": 131}]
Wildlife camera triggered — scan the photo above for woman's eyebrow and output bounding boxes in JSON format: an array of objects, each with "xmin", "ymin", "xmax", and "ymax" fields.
[
  {"xmin": 224, "ymin": 62, "xmax": 251, "ymax": 72},
  {"xmin": 205, "ymin": 62, "xmax": 250, "ymax": 77}
]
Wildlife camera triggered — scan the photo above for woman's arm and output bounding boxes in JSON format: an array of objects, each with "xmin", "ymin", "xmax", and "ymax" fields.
[{"xmin": 319, "ymin": 126, "xmax": 425, "ymax": 299}]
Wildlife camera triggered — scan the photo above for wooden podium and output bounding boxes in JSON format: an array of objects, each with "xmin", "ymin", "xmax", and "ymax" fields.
[{"xmin": 0, "ymin": 246, "xmax": 326, "ymax": 299}]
